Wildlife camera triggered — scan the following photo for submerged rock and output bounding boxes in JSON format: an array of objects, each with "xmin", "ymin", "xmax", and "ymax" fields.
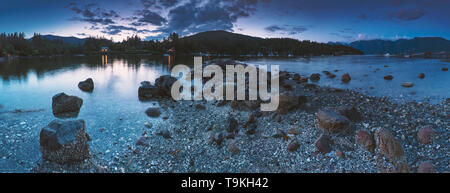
[
  {"xmin": 374, "ymin": 128, "xmax": 404, "ymax": 162},
  {"xmin": 40, "ymin": 119, "xmax": 90, "ymax": 164},
  {"xmin": 138, "ymin": 81, "xmax": 160, "ymax": 101},
  {"xmin": 341, "ymin": 73, "xmax": 351, "ymax": 83},
  {"xmin": 52, "ymin": 93, "xmax": 83, "ymax": 117},
  {"xmin": 418, "ymin": 73, "xmax": 425, "ymax": 79},
  {"xmin": 78, "ymin": 78, "xmax": 94, "ymax": 92},
  {"xmin": 310, "ymin": 73, "xmax": 321, "ymax": 82},
  {"xmin": 317, "ymin": 109, "xmax": 350, "ymax": 133},
  {"xmin": 401, "ymin": 82, "xmax": 414, "ymax": 87},
  {"xmin": 442, "ymin": 67, "xmax": 448, "ymax": 71},
  {"xmin": 384, "ymin": 75, "xmax": 394, "ymax": 80}
]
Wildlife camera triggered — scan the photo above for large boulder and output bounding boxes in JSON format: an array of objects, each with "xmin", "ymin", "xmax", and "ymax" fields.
[
  {"xmin": 155, "ymin": 75, "xmax": 177, "ymax": 97},
  {"xmin": 138, "ymin": 81, "xmax": 160, "ymax": 101},
  {"xmin": 374, "ymin": 128, "xmax": 404, "ymax": 162},
  {"xmin": 78, "ymin": 78, "xmax": 94, "ymax": 92},
  {"xmin": 40, "ymin": 119, "xmax": 91, "ymax": 164},
  {"xmin": 52, "ymin": 93, "xmax": 83, "ymax": 117},
  {"xmin": 317, "ymin": 109, "xmax": 350, "ymax": 133}
]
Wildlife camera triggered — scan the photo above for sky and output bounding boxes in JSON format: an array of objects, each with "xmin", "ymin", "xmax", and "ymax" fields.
[{"xmin": 0, "ymin": 0, "xmax": 449, "ymax": 42}]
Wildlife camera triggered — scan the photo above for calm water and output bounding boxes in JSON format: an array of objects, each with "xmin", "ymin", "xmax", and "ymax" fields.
[
  {"xmin": 244, "ymin": 55, "xmax": 450, "ymax": 103},
  {"xmin": 0, "ymin": 55, "xmax": 449, "ymax": 111}
]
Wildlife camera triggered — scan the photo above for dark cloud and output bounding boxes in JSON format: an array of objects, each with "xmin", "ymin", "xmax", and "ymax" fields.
[
  {"xmin": 101, "ymin": 25, "xmax": 137, "ymax": 35},
  {"xmin": 66, "ymin": 2, "xmax": 120, "ymax": 25},
  {"xmin": 139, "ymin": 0, "xmax": 180, "ymax": 9},
  {"xmin": 133, "ymin": 10, "xmax": 167, "ymax": 26},
  {"xmin": 388, "ymin": 9, "xmax": 426, "ymax": 21},
  {"xmin": 264, "ymin": 24, "xmax": 307, "ymax": 35},
  {"xmin": 152, "ymin": 0, "xmax": 266, "ymax": 37}
]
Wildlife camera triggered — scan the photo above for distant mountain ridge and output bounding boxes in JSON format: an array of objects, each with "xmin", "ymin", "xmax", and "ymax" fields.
[
  {"xmin": 348, "ymin": 37, "xmax": 450, "ymax": 55},
  {"xmin": 35, "ymin": 35, "xmax": 86, "ymax": 45},
  {"xmin": 179, "ymin": 30, "xmax": 363, "ymax": 55}
]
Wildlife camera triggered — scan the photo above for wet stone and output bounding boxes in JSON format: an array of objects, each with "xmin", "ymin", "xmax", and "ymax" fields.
[{"xmin": 40, "ymin": 119, "xmax": 90, "ymax": 164}]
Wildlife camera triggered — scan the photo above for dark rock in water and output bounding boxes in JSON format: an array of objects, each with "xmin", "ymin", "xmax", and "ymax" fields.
[
  {"xmin": 52, "ymin": 93, "xmax": 83, "ymax": 117},
  {"xmin": 374, "ymin": 128, "xmax": 404, "ymax": 162},
  {"xmin": 322, "ymin": 71, "xmax": 331, "ymax": 75},
  {"xmin": 78, "ymin": 78, "xmax": 94, "ymax": 92},
  {"xmin": 40, "ymin": 119, "xmax": 90, "ymax": 164},
  {"xmin": 157, "ymin": 129, "xmax": 171, "ymax": 139},
  {"xmin": 327, "ymin": 73, "xmax": 336, "ymax": 78},
  {"xmin": 418, "ymin": 73, "xmax": 425, "ymax": 79},
  {"xmin": 145, "ymin": 107, "xmax": 161, "ymax": 117},
  {"xmin": 442, "ymin": 67, "xmax": 448, "ymax": 71},
  {"xmin": 287, "ymin": 139, "xmax": 300, "ymax": 152},
  {"xmin": 315, "ymin": 135, "xmax": 332, "ymax": 153},
  {"xmin": 317, "ymin": 109, "xmax": 350, "ymax": 133},
  {"xmin": 384, "ymin": 75, "xmax": 393, "ymax": 80},
  {"xmin": 292, "ymin": 73, "xmax": 301, "ymax": 81},
  {"xmin": 195, "ymin": 104, "xmax": 206, "ymax": 110},
  {"xmin": 304, "ymin": 83, "xmax": 317, "ymax": 89},
  {"xmin": 335, "ymin": 106, "xmax": 362, "ymax": 122},
  {"xmin": 356, "ymin": 130, "xmax": 375, "ymax": 153},
  {"xmin": 417, "ymin": 126, "xmax": 434, "ymax": 144},
  {"xmin": 138, "ymin": 81, "xmax": 160, "ymax": 101},
  {"xmin": 401, "ymin": 82, "xmax": 414, "ymax": 87},
  {"xmin": 341, "ymin": 73, "xmax": 351, "ymax": 83},
  {"xmin": 282, "ymin": 79, "xmax": 296, "ymax": 91},
  {"xmin": 227, "ymin": 117, "xmax": 239, "ymax": 133},
  {"xmin": 297, "ymin": 77, "xmax": 308, "ymax": 83},
  {"xmin": 310, "ymin": 73, "xmax": 321, "ymax": 82},
  {"xmin": 155, "ymin": 75, "xmax": 177, "ymax": 96}
]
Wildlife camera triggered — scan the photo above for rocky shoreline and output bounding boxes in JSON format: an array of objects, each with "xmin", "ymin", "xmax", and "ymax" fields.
[{"xmin": 0, "ymin": 60, "xmax": 448, "ymax": 173}]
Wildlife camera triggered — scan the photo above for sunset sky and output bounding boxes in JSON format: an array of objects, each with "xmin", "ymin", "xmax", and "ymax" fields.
[{"xmin": 1, "ymin": 0, "xmax": 449, "ymax": 42}]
